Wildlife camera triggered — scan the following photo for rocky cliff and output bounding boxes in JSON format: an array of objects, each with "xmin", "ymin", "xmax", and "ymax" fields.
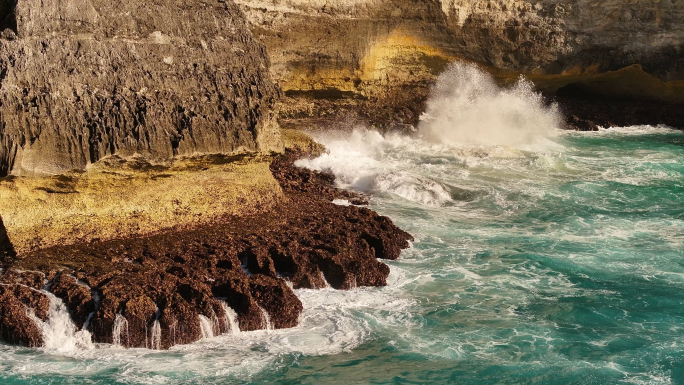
[
  {"xmin": 0, "ymin": 0, "xmax": 282, "ymax": 177},
  {"xmin": 236, "ymin": 0, "xmax": 684, "ymax": 129}
]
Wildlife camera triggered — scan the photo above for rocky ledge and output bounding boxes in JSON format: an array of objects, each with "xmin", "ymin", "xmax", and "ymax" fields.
[{"xmin": 0, "ymin": 149, "xmax": 412, "ymax": 349}]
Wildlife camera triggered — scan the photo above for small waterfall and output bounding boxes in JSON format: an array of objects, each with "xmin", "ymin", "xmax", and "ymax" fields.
[
  {"xmin": 27, "ymin": 292, "xmax": 94, "ymax": 351},
  {"xmin": 198, "ymin": 315, "xmax": 214, "ymax": 339},
  {"xmin": 82, "ymin": 290, "xmax": 101, "ymax": 331},
  {"xmin": 150, "ymin": 320, "xmax": 162, "ymax": 350},
  {"xmin": 259, "ymin": 306, "xmax": 273, "ymax": 331},
  {"xmin": 209, "ymin": 308, "xmax": 222, "ymax": 336},
  {"xmin": 219, "ymin": 300, "xmax": 240, "ymax": 334},
  {"xmin": 319, "ymin": 271, "xmax": 331, "ymax": 289},
  {"xmin": 112, "ymin": 313, "xmax": 129, "ymax": 347}
]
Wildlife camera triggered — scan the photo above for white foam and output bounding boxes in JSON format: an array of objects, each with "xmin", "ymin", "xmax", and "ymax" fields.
[
  {"xmin": 418, "ymin": 62, "xmax": 562, "ymax": 151},
  {"xmin": 27, "ymin": 292, "xmax": 94, "ymax": 352}
]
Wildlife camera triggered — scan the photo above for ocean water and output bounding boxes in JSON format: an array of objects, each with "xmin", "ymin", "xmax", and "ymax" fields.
[{"xmin": 2, "ymin": 64, "xmax": 684, "ymax": 384}]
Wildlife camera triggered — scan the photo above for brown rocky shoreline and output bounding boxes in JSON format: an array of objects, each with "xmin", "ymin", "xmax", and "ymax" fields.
[{"xmin": 0, "ymin": 148, "xmax": 412, "ymax": 349}]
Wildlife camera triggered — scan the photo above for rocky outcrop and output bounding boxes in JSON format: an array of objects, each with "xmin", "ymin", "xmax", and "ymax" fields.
[
  {"xmin": 0, "ymin": 150, "xmax": 413, "ymax": 349},
  {"xmin": 236, "ymin": 0, "xmax": 684, "ymax": 129},
  {"xmin": 0, "ymin": 0, "xmax": 282, "ymax": 177}
]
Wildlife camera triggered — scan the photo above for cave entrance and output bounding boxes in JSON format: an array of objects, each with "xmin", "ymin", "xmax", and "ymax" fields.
[{"xmin": 0, "ymin": 0, "xmax": 16, "ymax": 34}]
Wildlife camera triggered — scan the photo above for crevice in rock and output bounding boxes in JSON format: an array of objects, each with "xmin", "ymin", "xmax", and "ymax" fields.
[
  {"xmin": 0, "ymin": 214, "xmax": 16, "ymax": 263},
  {"xmin": 0, "ymin": 0, "xmax": 16, "ymax": 35}
]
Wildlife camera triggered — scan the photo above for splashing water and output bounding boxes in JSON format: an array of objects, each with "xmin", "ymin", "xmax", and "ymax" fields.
[
  {"xmin": 1, "ymin": 63, "xmax": 683, "ymax": 384},
  {"xmin": 27, "ymin": 292, "xmax": 94, "ymax": 352},
  {"xmin": 198, "ymin": 315, "xmax": 215, "ymax": 339},
  {"xmin": 418, "ymin": 62, "xmax": 562, "ymax": 150}
]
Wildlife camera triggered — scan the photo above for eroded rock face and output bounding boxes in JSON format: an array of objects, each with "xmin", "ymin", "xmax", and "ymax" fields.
[
  {"xmin": 442, "ymin": 0, "xmax": 684, "ymax": 77},
  {"xmin": 0, "ymin": 151, "xmax": 412, "ymax": 349},
  {"xmin": 0, "ymin": 0, "xmax": 282, "ymax": 177}
]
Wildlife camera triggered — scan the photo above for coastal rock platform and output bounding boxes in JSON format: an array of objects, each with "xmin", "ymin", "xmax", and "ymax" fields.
[{"xmin": 0, "ymin": 148, "xmax": 412, "ymax": 349}]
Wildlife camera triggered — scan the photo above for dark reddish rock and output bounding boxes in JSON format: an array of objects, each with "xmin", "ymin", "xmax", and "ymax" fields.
[
  {"xmin": 0, "ymin": 283, "xmax": 49, "ymax": 347},
  {"xmin": 0, "ymin": 150, "xmax": 412, "ymax": 349}
]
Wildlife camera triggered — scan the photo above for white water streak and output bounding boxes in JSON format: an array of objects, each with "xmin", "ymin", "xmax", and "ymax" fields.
[
  {"xmin": 198, "ymin": 315, "xmax": 215, "ymax": 339},
  {"xmin": 112, "ymin": 313, "xmax": 129, "ymax": 347},
  {"xmin": 219, "ymin": 301, "xmax": 241, "ymax": 335},
  {"xmin": 27, "ymin": 292, "xmax": 94, "ymax": 352},
  {"xmin": 259, "ymin": 306, "xmax": 273, "ymax": 331},
  {"xmin": 150, "ymin": 320, "xmax": 162, "ymax": 350}
]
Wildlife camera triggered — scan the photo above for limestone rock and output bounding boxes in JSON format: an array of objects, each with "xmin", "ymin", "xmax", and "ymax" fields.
[
  {"xmin": 235, "ymin": 0, "xmax": 684, "ymax": 128},
  {"xmin": 0, "ymin": 0, "xmax": 282, "ymax": 177}
]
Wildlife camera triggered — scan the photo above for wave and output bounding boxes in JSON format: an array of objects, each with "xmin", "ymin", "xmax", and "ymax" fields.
[{"xmin": 418, "ymin": 62, "xmax": 562, "ymax": 151}]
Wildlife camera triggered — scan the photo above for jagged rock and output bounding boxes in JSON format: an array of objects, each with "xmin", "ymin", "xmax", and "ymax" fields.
[
  {"xmin": 0, "ymin": 283, "xmax": 49, "ymax": 347},
  {"xmin": 0, "ymin": 0, "xmax": 282, "ymax": 177},
  {"xmin": 49, "ymin": 273, "xmax": 95, "ymax": 329}
]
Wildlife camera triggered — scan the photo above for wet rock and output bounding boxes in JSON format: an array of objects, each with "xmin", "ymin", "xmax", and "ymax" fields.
[
  {"xmin": 0, "ymin": 149, "xmax": 412, "ymax": 349},
  {"xmin": 0, "ymin": 0, "xmax": 282, "ymax": 177},
  {"xmin": 0, "ymin": 283, "xmax": 49, "ymax": 347},
  {"xmin": 49, "ymin": 273, "xmax": 95, "ymax": 329}
]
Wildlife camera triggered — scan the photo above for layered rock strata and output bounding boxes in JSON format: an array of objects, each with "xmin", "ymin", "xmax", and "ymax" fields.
[
  {"xmin": 236, "ymin": 0, "xmax": 684, "ymax": 129},
  {"xmin": 0, "ymin": 154, "xmax": 284, "ymax": 254},
  {"xmin": 0, "ymin": 149, "xmax": 413, "ymax": 349},
  {"xmin": 0, "ymin": 0, "xmax": 282, "ymax": 177}
]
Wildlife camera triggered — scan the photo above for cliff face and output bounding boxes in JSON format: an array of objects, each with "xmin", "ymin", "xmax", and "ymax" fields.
[
  {"xmin": 236, "ymin": 0, "xmax": 684, "ymax": 128},
  {"xmin": 0, "ymin": 0, "xmax": 282, "ymax": 177},
  {"xmin": 442, "ymin": 0, "xmax": 684, "ymax": 77}
]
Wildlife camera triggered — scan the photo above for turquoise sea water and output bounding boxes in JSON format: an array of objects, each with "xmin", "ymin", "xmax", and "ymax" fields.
[{"xmin": 1, "ymin": 125, "xmax": 682, "ymax": 385}]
